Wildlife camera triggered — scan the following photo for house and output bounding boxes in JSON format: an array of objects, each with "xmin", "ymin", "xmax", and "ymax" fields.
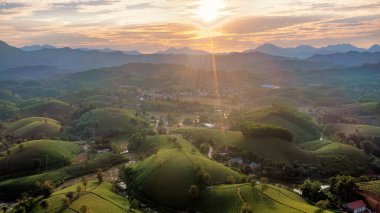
[
  {"xmin": 229, "ymin": 157, "xmax": 243, "ymax": 165},
  {"xmin": 344, "ymin": 200, "xmax": 367, "ymax": 213},
  {"xmin": 203, "ymin": 123, "xmax": 215, "ymax": 129},
  {"xmin": 249, "ymin": 162, "xmax": 259, "ymax": 169}
]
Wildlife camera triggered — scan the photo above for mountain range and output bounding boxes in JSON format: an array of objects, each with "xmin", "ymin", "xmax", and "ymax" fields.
[
  {"xmin": 246, "ymin": 43, "xmax": 380, "ymax": 59},
  {"xmin": 0, "ymin": 40, "xmax": 379, "ymax": 77}
]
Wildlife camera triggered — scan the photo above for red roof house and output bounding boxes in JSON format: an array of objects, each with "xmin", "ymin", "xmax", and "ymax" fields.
[{"xmin": 344, "ymin": 200, "xmax": 367, "ymax": 213}]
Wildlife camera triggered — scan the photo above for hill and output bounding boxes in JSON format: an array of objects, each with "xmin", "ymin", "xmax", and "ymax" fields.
[
  {"xmin": 230, "ymin": 106, "xmax": 320, "ymax": 143},
  {"xmin": 6, "ymin": 117, "xmax": 62, "ymax": 139},
  {"xmin": 175, "ymin": 128, "xmax": 317, "ymax": 164},
  {"xmin": 191, "ymin": 184, "xmax": 326, "ymax": 213},
  {"xmin": 129, "ymin": 148, "xmax": 242, "ymax": 210},
  {"xmin": 30, "ymin": 180, "xmax": 139, "ymax": 213},
  {"xmin": 0, "ymin": 140, "xmax": 80, "ymax": 177},
  {"xmin": 19, "ymin": 99, "xmax": 76, "ymax": 122},
  {"xmin": 71, "ymin": 108, "xmax": 149, "ymax": 137}
]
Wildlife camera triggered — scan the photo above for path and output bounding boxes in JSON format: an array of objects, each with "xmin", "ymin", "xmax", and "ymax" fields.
[{"xmin": 208, "ymin": 144, "xmax": 213, "ymax": 159}]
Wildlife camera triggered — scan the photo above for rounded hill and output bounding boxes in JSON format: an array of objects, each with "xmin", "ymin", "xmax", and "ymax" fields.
[
  {"xmin": 0, "ymin": 140, "xmax": 80, "ymax": 176},
  {"xmin": 7, "ymin": 117, "xmax": 62, "ymax": 139},
  {"xmin": 19, "ymin": 99, "xmax": 76, "ymax": 122},
  {"xmin": 129, "ymin": 148, "xmax": 242, "ymax": 209},
  {"xmin": 74, "ymin": 107, "xmax": 149, "ymax": 137}
]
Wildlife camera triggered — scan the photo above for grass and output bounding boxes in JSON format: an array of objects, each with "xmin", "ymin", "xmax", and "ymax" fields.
[
  {"xmin": 0, "ymin": 140, "xmax": 80, "ymax": 176},
  {"xmin": 175, "ymin": 128, "xmax": 318, "ymax": 164},
  {"xmin": 31, "ymin": 180, "xmax": 140, "ymax": 213},
  {"xmin": 191, "ymin": 183, "xmax": 326, "ymax": 213},
  {"xmin": 78, "ymin": 107, "xmax": 148, "ymax": 136},
  {"xmin": 325, "ymin": 123, "xmax": 380, "ymax": 137},
  {"xmin": 131, "ymin": 148, "xmax": 242, "ymax": 209},
  {"xmin": 6, "ymin": 117, "xmax": 62, "ymax": 139},
  {"xmin": 0, "ymin": 153, "xmax": 127, "ymax": 200}
]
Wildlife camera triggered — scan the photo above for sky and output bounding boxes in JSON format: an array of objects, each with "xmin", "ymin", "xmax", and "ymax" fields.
[{"xmin": 0, "ymin": 0, "xmax": 380, "ymax": 53}]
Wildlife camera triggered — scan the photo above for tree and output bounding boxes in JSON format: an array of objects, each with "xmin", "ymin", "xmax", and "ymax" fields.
[
  {"xmin": 61, "ymin": 197, "xmax": 70, "ymax": 207},
  {"xmin": 315, "ymin": 200, "xmax": 330, "ymax": 211},
  {"xmin": 40, "ymin": 180, "xmax": 54, "ymax": 198},
  {"xmin": 34, "ymin": 159, "xmax": 41, "ymax": 173},
  {"xmin": 360, "ymin": 140, "xmax": 374, "ymax": 155},
  {"xmin": 82, "ymin": 177, "xmax": 88, "ymax": 190},
  {"xmin": 65, "ymin": 191, "xmax": 75, "ymax": 202},
  {"xmin": 188, "ymin": 185, "xmax": 199, "ymax": 200},
  {"xmin": 260, "ymin": 177, "xmax": 269, "ymax": 191},
  {"xmin": 39, "ymin": 200, "xmax": 50, "ymax": 211},
  {"xmin": 97, "ymin": 169, "xmax": 104, "ymax": 183},
  {"xmin": 300, "ymin": 179, "xmax": 324, "ymax": 202},
  {"xmin": 77, "ymin": 185, "xmax": 83, "ymax": 193},
  {"xmin": 329, "ymin": 175, "xmax": 358, "ymax": 202},
  {"xmin": 241, "ymin": 202, "xmax": 252, "ymax": 213}
]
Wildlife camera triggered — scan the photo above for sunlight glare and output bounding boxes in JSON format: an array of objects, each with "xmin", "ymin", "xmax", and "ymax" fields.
[{"xmin": 197, "ymin": 0, "xmax": 225, "ymax": 22}]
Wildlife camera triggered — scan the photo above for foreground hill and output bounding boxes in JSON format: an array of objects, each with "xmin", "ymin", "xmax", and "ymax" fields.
[
  {"xmin": 0, "ymin": 140, "xmax": 80, "ymax": 176},
  {"xmin": 129, "ymin": 147, "xmax": 242, "ymax": 210},
  {"xmin": 6, "ymin": 117, "xmax": 62, "ymax": 139},
  {"xmin": 31, "ymin": 180, "xmax": 138, "ymax": 213}
]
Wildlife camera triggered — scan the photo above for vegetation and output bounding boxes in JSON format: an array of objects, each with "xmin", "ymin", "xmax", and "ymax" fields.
[
  {"xmin": 6, "ymin": 117, "xmax": 62, "ymax": 139},
  {"xmin": 31, "ymin": 180, "xmax": 140, "ymax": 213},
  {"xmin": 0, "ymin": 140, "xmax": 80, "ymax": 177},
  {"xmin": 240, "ymin": 122, "xmax": 293, "ymax": 141}
]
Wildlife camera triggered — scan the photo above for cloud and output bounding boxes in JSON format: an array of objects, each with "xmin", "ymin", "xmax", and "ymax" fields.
[
  {"xmin": 219, "ymin": 15, "xmax": 322, "ymax": 34},
  {"xmin": 0, "ymin": 2, "xmax": 24, "ymax": 10},
  {"xmin": 126, "ymin": 2, "xmax": 160, "ymax": 10}
]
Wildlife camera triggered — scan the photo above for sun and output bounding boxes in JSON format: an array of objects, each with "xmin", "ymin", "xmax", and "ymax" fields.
[{"xmin": 197, "ymin": 0, "xmax": 225, "ymax": 22}]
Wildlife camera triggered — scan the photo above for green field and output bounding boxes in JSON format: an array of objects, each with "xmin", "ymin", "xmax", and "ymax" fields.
[
  {"xmin": 6, "ymin": 117, "xmax": 62, "ymax": 139},
  {"xmin": 0, "ymin": 140, "xmax": 80, "ymax": 176},
  {"xmin": 77, "ymin": 107, "xmax": 148, "ymax": 136},
  {"xmin": 131, "ymin": 148, "xmax": 242, "ymax": 209},
  {"xmin": 358, "ymin": 180, "xmax": 380, "ymax": 196},
  {"xmin": 325, "ymin": 123, "xmax": 380, "ymax": 137},
  {"xmin": 31, "ymin": 180, "xmax": 139, "ymax": 213},
  {"xmin": 176, "ymin": 128, "xmax": 318, "ymax": 164},
  {"xmin": 191, "ymin": 184, "xmax": 326, "ymax": 213}
]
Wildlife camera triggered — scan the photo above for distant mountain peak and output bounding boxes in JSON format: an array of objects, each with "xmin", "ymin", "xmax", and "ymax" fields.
[
  {"xmin": 21, "ymin": 44, "xmax": 56, "ymax": 51},
  {"xmin": 245, "ymin": 43, "xmax": 373, "ymax": 59},
  {"xmin": 155, "ymin": 47, "xmax": 210, "ymax": 55}
]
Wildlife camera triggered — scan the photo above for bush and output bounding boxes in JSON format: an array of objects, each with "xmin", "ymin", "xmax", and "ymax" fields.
[{"xmin": 240, "ymin": 122, "xmax": 293, "ymax": 141}]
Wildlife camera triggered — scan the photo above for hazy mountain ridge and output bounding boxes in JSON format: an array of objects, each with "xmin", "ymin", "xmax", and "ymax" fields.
[
  {"xmin": 308, "ymin": 52, "xmax": 380, "ymax": 67},
  {"xmin": 246, "ymin": 43, "xmax": 380, "ymax": 59}
]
